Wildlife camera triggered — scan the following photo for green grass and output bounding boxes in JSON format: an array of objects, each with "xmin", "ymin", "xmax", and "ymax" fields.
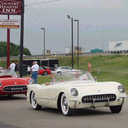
[
  {"xmin": 38, "ymin": 55, "xmax": 128, "ymax": 93},
  {"xmin": 38, "ymin": 75, "xmax": 52, "ymax": 84},
  {"xmin": 1, "ymin": 55, "xmax": 128, "ymax": 93}
]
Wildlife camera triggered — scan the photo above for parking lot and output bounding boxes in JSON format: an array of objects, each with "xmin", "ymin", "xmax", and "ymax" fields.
[{"xmin": 0, "ymin": 95, "xmax": 128, "ymax": 128}]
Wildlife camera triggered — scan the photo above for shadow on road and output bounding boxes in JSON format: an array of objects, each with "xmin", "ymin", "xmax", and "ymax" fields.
[
  {"xmin": 69, "ymin": 108, "xmax": 112, "ymax": 117},
  {"xmin": 0, "ymin": 122, "xmax": 20, "ymax": 128},
  {"xmin": 0, "ymin": 95, "xmax": 26, "ymax": 101},
  {"xmin": 29, "ymin": 107, "xmax": 112, "ymax": 117}
]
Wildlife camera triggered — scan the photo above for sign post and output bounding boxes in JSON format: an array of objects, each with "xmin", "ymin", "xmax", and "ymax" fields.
[
  {"xmin": 0, "ymin": 0, "xmax": 24, "ymax": 77},
  {"xmin": 19, "ymin": 0, "xmax": 24, "ymax": 77},
  {"xmin": 0, "ymin": 0, "xmax": 22, "ymax": 15},
  {"xmin": 0, "ymin": 19, "xmax": 20, "ymax": 29}
]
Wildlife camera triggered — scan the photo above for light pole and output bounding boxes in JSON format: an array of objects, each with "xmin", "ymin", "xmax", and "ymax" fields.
[
  {"xmin": 41, "ymin": 27, "xmax": 46, "ymax": 58},
  {"xmin": 74, "ymin": 19, "xmax": 79, "ymax": 69},
  {"xmin": 67, "ymin": 15, "xmax": 74, "ymax": 69}
]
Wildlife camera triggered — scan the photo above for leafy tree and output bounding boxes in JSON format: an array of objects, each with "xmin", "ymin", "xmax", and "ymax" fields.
[{"xmin": 0, "ymin": 41, "xmax": 31, "ymax": 57}]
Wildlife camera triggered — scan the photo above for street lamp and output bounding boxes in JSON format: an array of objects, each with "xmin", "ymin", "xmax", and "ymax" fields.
[
  {"xmin": 41, "ymin": 27, "xmax": 46, "ymax": 58},
  {"xmin": 67, "ymin": 15, "xmax": 74, "ymax": 69},
  {"xmin": 74, "ymin": 19, "xmax": 79, "ymax": 69}
]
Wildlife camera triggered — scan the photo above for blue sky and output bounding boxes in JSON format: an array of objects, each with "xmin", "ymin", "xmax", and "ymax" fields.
[{"xmin": 0, "ymin": 0, "xmax": 128, "ymax": 54}]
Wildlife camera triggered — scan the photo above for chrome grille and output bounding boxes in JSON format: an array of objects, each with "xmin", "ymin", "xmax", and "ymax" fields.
[
  {"xmin": 4, "ymin": 85, "xmax": 27, "ymax": 92},
  {"xmin": 82, "ymin": 94, "xmax": 116, "ymax": 103}
]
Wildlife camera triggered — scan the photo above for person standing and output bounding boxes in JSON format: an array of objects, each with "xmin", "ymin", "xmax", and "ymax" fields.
[
  {"xmin": 15, "ymin": 62, "xmax": 19, "ymax": 72},
  {"xmin": 27, "ymin": 65, "xmax": 31, "ymax": 75},
  {"xmin": 9, "ymin": 61, "xmax": 16, "ymax": 72},
  {"xmin": 31, "ymin": 61, "xmax": 39, "ymax": 84}
]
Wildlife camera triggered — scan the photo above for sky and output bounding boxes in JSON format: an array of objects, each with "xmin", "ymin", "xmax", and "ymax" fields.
[{"xmin": 0, "ymin": 0, "xmax": 128, "ymax": 55}]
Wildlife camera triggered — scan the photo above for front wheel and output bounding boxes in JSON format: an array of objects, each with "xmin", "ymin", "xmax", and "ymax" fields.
[
  {"xmin": 109, "ymin": 105, "xmax": 122, "ymax": 113},
  {"xmin": 30, "ymin": 91, "xmax": 41, "ymax": 110},
  {"xmin": 60, "ymin": 93, "xmax": 72, "ymax": 116},
  {"xmin": 57, "ymin": 71, "xmax": 62, "ymax": 76}
]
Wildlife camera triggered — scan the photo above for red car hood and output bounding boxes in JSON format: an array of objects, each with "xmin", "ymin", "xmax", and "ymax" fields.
[{"xmin": 0, "ymin": 77, "xmax": 30, "ymax": 87}]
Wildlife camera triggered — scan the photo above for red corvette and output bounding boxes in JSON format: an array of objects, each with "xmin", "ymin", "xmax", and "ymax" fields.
[
  {"xmin": 38, "ymin": 66, "xmax": 51, "ymax": 75},
  {"xmin": 0, "ymin": 70, "xmax": 31, "ymax": 97}
]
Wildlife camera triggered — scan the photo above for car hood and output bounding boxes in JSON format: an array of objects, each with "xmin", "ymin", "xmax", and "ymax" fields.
[
  {"xmin": 56, "ymin": 80, "xmax": 121, "ymax": 94},
  {"xmin": 0, "ymin": 77, "xmax": 30, "ymax": 86}
]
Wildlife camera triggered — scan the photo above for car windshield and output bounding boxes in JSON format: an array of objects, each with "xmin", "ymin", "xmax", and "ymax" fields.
[
  {"xmin": 51, "ymin": 71, "xmax": 95, "ymax": 83},
  {"xmin": 0, "ymin": 70, "xmax": 17, "ymax": 78},
  {"xmin": 40, "ymin": 66, "xmax": 48, "ymax": 70},
  {"xmin": 62, "ymin": 66, "xmax": 72, "ymax": 70},
  {"xmin": 40, "ymin": 67, "xmax": 44, "ymax": 70}
]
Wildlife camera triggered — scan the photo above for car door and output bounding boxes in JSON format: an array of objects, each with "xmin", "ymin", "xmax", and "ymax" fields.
[
  {"xmin": 37, "ymin": 84, "xmax": 58, "ymax": 108},
  {"xmin": 36, "ymin": 85, "xmax": 50, "ymax": 106},
  {"xmin": 64, "ymin": 66, "xmax": 72, "ymax": 73},
  {"xmin": 43, "ymin": 84, "xmax": 59, "ymax": 108}
]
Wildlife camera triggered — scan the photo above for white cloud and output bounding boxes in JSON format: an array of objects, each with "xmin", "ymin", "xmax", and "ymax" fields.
[
  {"xmin": 67, "ymin": 0, "xmax": 124, "ymax": 9},
  {"xmin": 90, "ymin": 0, "xmax": 124, "ymax": 8},
  {"xmin": 26, "ymin": 0, "xmax": 125, "ymax": 9},
  {"xmin": 0, "ymin": 0, "xmax": 128, "ymax": 55}
]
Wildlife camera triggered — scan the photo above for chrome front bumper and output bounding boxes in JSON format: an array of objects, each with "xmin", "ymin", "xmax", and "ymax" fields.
[{"xmin": 69, "ymin": 97, "xmax": 125, "ymax": 109}]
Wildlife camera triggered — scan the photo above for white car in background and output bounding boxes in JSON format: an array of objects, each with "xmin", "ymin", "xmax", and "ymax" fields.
[
  {"xmin": 27, "ymin": 72, "xmax": 127, "ymax": 116},
  {"xmin": 53, "ymin": 66, "xmax": 81, "ymax": 75}
]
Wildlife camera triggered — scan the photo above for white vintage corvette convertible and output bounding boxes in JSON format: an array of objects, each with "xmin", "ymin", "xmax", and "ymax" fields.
[{"xmin": 27, "ymin": 72, "xmax": 127, "ymax": 116}]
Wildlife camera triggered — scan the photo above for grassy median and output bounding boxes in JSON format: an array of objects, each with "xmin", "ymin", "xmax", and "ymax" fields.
[
  {"xmin": 38, "ymin": 55, "xmax": 128, "ymax": 93},
  {"xmin": 1, "ymin": 55, "xmax": 128, "ymax": 93}
]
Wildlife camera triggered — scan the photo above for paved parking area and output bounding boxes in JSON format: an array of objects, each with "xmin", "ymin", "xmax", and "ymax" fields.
[{"xmin": 0, "ymin": 95, "xmax": 128, "ymax": 128}]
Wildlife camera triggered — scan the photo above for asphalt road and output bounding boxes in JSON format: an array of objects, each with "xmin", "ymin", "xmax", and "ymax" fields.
[{"xmin": 0, "ymin": 95, "xmax": 128, "ymax": 128}]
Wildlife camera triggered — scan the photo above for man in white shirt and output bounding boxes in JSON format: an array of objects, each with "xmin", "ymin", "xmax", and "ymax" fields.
[
  {"xmin": 9, "ymin": 61, "xmax": 16, "ymax": 72},
  {"xmin": 31, "ymin": 61, "xmax": 39, "ymax": 84}
]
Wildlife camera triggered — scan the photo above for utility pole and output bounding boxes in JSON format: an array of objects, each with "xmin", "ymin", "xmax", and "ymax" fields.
[
  {"xmin": 19, "ymin": 0, "xmax": 24, "ymax": 77},
  {"xmin": 67, "ymin": 15, "xmax": 74, "ymax": 69},
  {"xmin": 41, "ymin": 27, "xmax": 46, "ymax": 58},
  {"xmin": 74, "ymin": 19, "xmax": 79, "ymax": 69}
]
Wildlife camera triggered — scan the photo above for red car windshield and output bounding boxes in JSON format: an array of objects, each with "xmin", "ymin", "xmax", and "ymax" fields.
[{"xmin": 40, "ymin": 66, "xmax": 48, "ymax": 70}]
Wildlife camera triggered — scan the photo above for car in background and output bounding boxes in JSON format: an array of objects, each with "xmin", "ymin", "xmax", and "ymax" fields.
[
  {"xmin": 27, "ymin": 72, "xmax": 127, "ymax": 116},
  {"xmin": 0, "ymin": 70, "xmax": 31, "ymax": 97},
  {"xmin": 53, "ymin": 66, "xmax": 81, "ymax": 75},
  {"xmin": 0, "ymin": 67, "xmax": 4, "ymax": 72},
  {"xmin": 38, "ymin": 66, "xmax": 51, "ymax": 75}
]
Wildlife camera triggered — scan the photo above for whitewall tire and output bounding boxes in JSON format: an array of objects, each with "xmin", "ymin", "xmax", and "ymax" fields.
[
  {"xmin": 30, "ymin": 91, "xmax": 41, "ymax": 110},
  {"xmin": 110, "ymin": 105, "xmax": 122, "ymax": 113},
  {"xmin": 60, "ymin": 93, "xmax": 72, "ymax": 116}
]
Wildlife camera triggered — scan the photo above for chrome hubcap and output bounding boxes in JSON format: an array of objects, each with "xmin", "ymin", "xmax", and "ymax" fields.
[
  {"xmin": 31, "ymin": 92, "xmax": 37, "ymax": 109},
  {"xmin": 61, "ymin": 94, "xmax": 69, "ymax": 115}
]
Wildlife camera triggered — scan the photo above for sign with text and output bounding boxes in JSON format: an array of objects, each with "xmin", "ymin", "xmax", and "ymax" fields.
[
  {"xmin": 0, "ymin": 0, "xmax": 22, "ymax": 15},
  {"xmin": 0, "ymin": 19, "xmax": 20, "ymax": 29}
]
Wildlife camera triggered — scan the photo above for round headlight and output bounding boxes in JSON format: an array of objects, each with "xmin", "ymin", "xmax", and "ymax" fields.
[
  {"xmin": 71, "ymin": 88, "xmax": 79, "ymax": 96},
  {"xmin": 118, "ymin": 85, "xmax": 125, "ymax": 93}
]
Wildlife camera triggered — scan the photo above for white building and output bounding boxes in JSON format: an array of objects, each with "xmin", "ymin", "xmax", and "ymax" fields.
[
  {"xmin": 65, "ymin": 48, "xmax": 70, "ymax": 54},
  {"xmin": 109, "ymin": 40, "xmax": 128, "ymax": 52}
]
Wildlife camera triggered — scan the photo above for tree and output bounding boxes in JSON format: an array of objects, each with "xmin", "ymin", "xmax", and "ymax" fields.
[{"xmin": 0, "ymin": 41, "xmax": 31, "ymax": 57}]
